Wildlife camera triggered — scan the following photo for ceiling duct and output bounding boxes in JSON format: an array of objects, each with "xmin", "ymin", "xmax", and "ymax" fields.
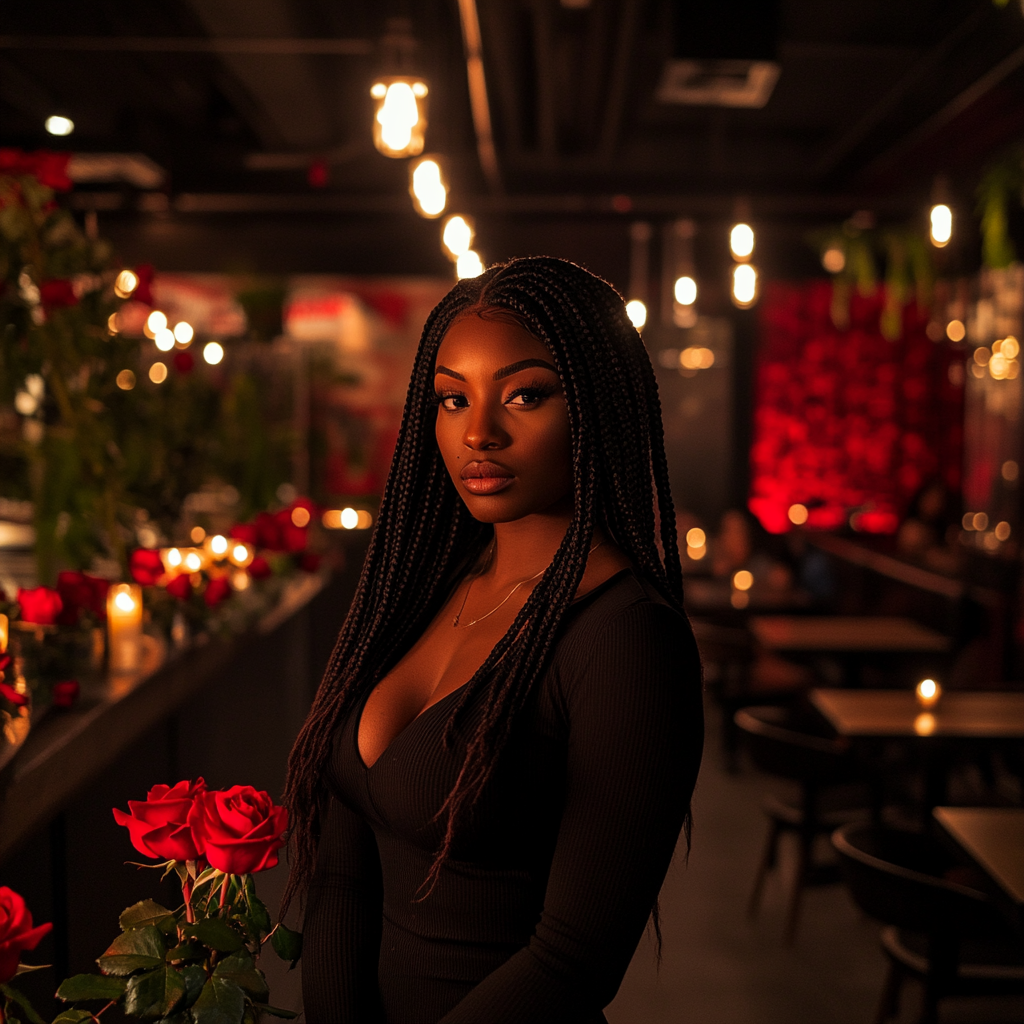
[{"xmin": 657, "ymin": 0, "xmax": 780, "ymax": 109}]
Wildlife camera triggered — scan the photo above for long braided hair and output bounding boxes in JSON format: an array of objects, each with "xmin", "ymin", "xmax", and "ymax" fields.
[{"xmin": 282, "ymin": 256, "xmax": 684, "ymax": 911}]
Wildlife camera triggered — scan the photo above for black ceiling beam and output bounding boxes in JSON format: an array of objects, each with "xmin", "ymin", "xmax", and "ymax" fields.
[
  {"xmin": 69, "ymin": 189, "xmax": 920, "ymax": 220},
  {"xmin": 0, "ymin": 35, "xmax": 372, "ymax": 55}
]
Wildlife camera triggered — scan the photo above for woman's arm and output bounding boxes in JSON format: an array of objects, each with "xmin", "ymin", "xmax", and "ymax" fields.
[
  {"xmin": 440, "ymin": 601, "xmax": 704, "ymax": 1023},
  {"xmin": 302, "ymin": 795, "xmax": 385, "ymax": 1024}
]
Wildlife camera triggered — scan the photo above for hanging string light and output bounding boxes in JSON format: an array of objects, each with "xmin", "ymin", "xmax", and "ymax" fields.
[
  {"xmin": 371, "ymin": 78, "xmax": 428, "ymax": 158},
  {"xmin": 729, "ymin": 201, "xmax": 759, "ymax": 308},
  {"xmin": 410, "ymin": 156, "xmax": 448, "ymax": 217},
  {"xmin": 930, "ymin": 204, "xmax": 952, "ymax": 247},
  {"xmin": 732, "ymin": 263, "xmax": 759, "ymax": 308},
  {"xmin": 442, "ymin": 215, "xmax": 474, "ymax": 258},
  {"xmin": 626, "ymin": 221, "xmax": 651, "ymax": 331}
]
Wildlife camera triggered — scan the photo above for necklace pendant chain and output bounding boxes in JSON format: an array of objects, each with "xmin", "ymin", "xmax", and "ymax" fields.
[{"xmin": 452, "ymin": 539, "xmax": 604, "ymax": 628}]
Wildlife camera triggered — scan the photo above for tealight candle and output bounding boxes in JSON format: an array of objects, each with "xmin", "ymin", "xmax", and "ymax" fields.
[
  {"xmin": 915, "ymin": 678, "xmax": 942, "ymax": 708},
  {"xmin": 182, "ymin": 548, "xmax": 205, "ymax": 573},
  {"xmin": 161, "ymin": 547, "xmax": 184, "ymax": 575},
  {"xmin": 228, "ymin": 541, "xmax": 254, "ymax": 568},
  {"xmin": 107, "ymin": 583, "xmax": 143, "ymax": 673},
  {"xmin": 205, "ymin": 534, "xmax": 229, "ymax": 559},
  {"xmin": 0, "ymin": 613, "xmax": 7, "ymax": 654}
]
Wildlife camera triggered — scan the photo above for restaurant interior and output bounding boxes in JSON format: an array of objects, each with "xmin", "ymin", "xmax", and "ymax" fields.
[{"xmin": 1, "ymin": 1, "xmax": 1024, "ymax": 1022}]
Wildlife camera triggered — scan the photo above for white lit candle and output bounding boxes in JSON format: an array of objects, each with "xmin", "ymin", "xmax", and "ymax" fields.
[
  {"xmin": 915, "ymin": 678, "xmax": 942, "ymax": 708},
  {"xmin": 228, "ymin": 541, "xmax": 254, "ymax": 568},
  {"xmin": 107, "ymin": 583, "xmax": 143, "ymax": 672}
]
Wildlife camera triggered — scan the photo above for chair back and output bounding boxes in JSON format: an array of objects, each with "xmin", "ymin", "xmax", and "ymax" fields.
[
  {"xmin": 734, "ymin": 705, "xmax": 852, "ymax": 782},
  {"xmin": 832, "ymin": 822, "xmax": 995, "ymax": 934}
]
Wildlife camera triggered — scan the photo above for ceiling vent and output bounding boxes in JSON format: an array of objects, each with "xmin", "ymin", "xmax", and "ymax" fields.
[{"xmin": 656, "ymin": 59, "xmax": 780, "ymax": 108}]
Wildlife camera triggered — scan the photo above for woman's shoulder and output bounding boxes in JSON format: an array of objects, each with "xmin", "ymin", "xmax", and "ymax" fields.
[{"xmin": 552, "ymin": 567, "xmax": 701, "ymax": 693}]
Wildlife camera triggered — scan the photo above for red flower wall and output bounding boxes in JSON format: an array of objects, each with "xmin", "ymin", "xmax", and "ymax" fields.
[{"xmin": 748, "ymin": 281, "xmax": 964, "ymax": 535}]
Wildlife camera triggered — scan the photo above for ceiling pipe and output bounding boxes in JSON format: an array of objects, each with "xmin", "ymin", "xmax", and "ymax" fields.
[
  {"xmin": 0, "ymin": 35, "xmax": 372, "ymax": 55},
  {"xmin": 455, "ymin": 0, "xmax": 503, "ymax": 193}
]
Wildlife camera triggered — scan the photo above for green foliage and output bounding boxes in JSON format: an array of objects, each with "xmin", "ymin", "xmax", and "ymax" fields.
[
  {"xmin": 61, "ymin": 871, "xmax": 302, "ymax": 1024},
  {"xmin": 976, "ymin": 150, "xmax": 1023, "ymax": 269},
  {"xmin": 1, "ymin": 981, "xmax": 48, "ymax": 1024}
]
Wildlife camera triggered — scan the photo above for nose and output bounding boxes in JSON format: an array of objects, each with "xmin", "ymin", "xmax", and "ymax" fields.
[{"xmin": 463, "ymin": 400, "xmax": 509, "ymax": 451}]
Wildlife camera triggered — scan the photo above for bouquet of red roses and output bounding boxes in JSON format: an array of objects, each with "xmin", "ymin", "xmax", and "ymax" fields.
[
  {"xmin": 54, "ymin": 780, "xmax": 299, "ymax": 1024},
  {"xmin": 0, "ymin": 886, "xmax": 51, "ymax": 1024}
]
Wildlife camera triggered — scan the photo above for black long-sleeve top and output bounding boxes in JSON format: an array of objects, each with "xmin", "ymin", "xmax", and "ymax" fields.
[{"xmin": 303, "ymin": 569, "xmax": 704, "ymax": 1023}]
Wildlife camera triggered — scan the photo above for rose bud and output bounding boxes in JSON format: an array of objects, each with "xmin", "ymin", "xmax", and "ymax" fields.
[
  {"xmin": 113, "ymin": 779, "xmax": 207, "ymax": 862},
  {"xmin": 188, "ymin": 785, "xmax": 288, "ymax": 875},
  {"xmin": 130, "ymin": 548, "xmax": 164, "ymax": 588},
  {"xmin": 52, "ymin": 679, "xmax": 79, "ymax": 709},
  {"xmin": 0, "ymin": 886, "xmax": 52, "ymax": 984},
  {"xmin": 204, "ymin": 577, "xmax": 231, "ymax": 608},
  {"xmin": 166, "ymin": 574, "xmax": 193, "ymax": 601},
  {"xmin": 17, "ymin": 586, "xmax": 63, "ymax": 625}
]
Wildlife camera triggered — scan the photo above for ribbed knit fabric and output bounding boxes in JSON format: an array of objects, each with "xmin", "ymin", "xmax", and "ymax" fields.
[{"xmin": 303, "ymin": 569, "xmax": 704, "ymax": 1023}]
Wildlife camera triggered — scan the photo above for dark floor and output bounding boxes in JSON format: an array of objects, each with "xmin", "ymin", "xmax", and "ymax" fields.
[{"xmin": 606, "ymin": 702, "xmax": 1024, "ymax": 1024}]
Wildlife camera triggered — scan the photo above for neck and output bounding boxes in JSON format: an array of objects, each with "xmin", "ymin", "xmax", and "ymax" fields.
[{"xmin": 486, "ymin": 497, "xmax": 580, "ymax": 583}]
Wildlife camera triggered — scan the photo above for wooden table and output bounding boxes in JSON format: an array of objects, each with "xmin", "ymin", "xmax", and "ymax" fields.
[
  {"xmin": 811, "ymin": 688, "xmax": 1024, "ymax": 814},
  {"xmin": 751, "ymin": 616, "xmax": 950, "ymax": 655},
  {"xmin": 810, "ymin": 689, "xmax": 1024, "ymax": 739},
  {"xmin": 933, "ymin": 807, "xmax": 1024, "ymax": 910},
  {"xmin": 684, "ymin": 578, "xmax": 812, "ymax": 616}
]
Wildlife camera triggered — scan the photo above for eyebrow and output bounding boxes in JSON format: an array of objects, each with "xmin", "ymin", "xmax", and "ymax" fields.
[
  {"xmin": 494, "ymin": 359, "xmax": 557, "ymax": 380},
  {"xmin": 433, "ymin": 358, "xmax": 558, "ymax": 382}
]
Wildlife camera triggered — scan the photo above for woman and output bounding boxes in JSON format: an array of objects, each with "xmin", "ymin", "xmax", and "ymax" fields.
[{"xmin": 285, "ymin": 256, "xmax": 704, "ymax": 1023}]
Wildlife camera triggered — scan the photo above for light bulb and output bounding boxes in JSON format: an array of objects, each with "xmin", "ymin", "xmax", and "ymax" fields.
[
  {"xmin": 685, "ymin": 528, "xmax": 706, "ymax": 548},
  {"xmin": 154, "ymin": 328, "xmax": 175, "ymax": 352},
  {"xmin": 149, "ymin": 362, "xmax": 168, "ymax": 383},
  {"xmin": 674, "ymin": 276, "xmax": 697, "ymax": 306},
  {"xmin": 625, "ymin": 300, "xmax": 647, "ymax": 329},
  {"xmin": 203, "ymin": 341, "xmax": 224, "ymax": 365},
  {"xmin": 173, "ymin": 321, "xmax": 194, "ymax": 344},
  {"xmin": 730, "ymin": 223, "xmax": 755, "ymax": 260},
  {"xmin": 410, "ymin": 158, "xmax": 447, "ymax": 218},
  {"xmin": 930, "ymin": 204, "xmax": 952, "ymax": 247},
  {"xmin": 340, "ymin": 507, "xmax": 359, "ymax": 530},
  {"xmin": 372, "ymin": 80, "xmax": 427, "ymax": 158},
  {"xmin": 442, "ymin": 215, "xmax": 473, "ymax": 258},
  {"xmin": 45, "ymin": 115, "xmax": 74, "ymax": 136},
  {"xmin": 456, "ymin": 250, "xmax": 484, "ymax": 279},
  {"xmin": 732, "ymin": 264, "xmax": 758, "ymax": 308},
  {"xmin": 114, "ymin": 270, "xmax": 139, "ymax": 298}
]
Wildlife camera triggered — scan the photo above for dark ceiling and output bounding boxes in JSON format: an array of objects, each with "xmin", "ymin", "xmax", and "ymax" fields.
[{"xmin": 2, "ymin": 1, "xmax": 1024, "ymax": 281}]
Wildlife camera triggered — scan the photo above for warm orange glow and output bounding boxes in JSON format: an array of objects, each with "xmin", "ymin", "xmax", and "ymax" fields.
[
  {"xmin": 732, "ymin": 570, "xmax": 754, "ymax": 591},
  {"xmin": 915, "ymin": 678, "xmax": 942, "ymax": 708},
  {"xmin": 788, "ymin": 503, "xmax": 809, "ymax": 526},
  {"xmin": 291, "ymin": 506, "xmax": 311, "ymax": 528}
]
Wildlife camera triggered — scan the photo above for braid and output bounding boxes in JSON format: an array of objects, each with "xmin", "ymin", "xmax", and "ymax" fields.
[{"xmin": 282, "ymin": 256, "xmax": 684, "ymax": 913}]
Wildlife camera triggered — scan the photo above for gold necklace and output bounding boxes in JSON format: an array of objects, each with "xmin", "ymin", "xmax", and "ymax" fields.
[{"xmin": 452, "ymin": 540, "xmax": 604, "ymax": 628}]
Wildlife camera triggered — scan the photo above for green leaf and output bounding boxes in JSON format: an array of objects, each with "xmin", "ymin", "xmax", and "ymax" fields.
[
  {"xmin": 213, "ymin": 951, "xmax": 268, "ymax": 1001},
  {"xmin": 56, "ymin": 973, "xmax": 128, "ymax": 1002},
  {"xmin": 98, "ymin": 924, "xmax": 167, "ymax": 975},
  {"xmin": 184, "ymin": 917, "xmax": 244, "ymax": 953},
  {"xmin": 181, "ymin": 965, "xmax": 206, "ymax": 1008},
  {"xmin": 243, "ymin": 877, "xmax": 271, "ymax": 934},
  {"xmin": 260, "ymin": 1006, "xmax": 299, "ymax": 1019},
  {"xmin": 165, "ymin": 942, "xmax": 204, "ymax": 962},
  {"xmin": 190, "ymin": 977, "xmax": 246, "ymax": 1024},
  {"xmin": 52, "ymin": 1011, "xmax": 94, "ymax": 1024},
  {"xmin": 124, "ymin": 966, "xmax": 186, "ymax": 1019},
  {"xmin": 269, "ymin": 923, "xmax": 302, "ymax": 966},
  {"xmin": 120, "ymin": 899, "xmax": 175, "ymax": 932},
  {"xmin": 0, "ymin": 983, "xmax": 47, "ymax": 1024}
]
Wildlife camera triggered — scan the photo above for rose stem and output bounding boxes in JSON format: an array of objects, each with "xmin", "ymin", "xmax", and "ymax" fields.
[
  {"xmin": 182, "ymin": 876, "xmax": 194, "ymax": 924},
  {"xmin": 219, "ymin": 873, "xmax": 231, "ymax": 909}
]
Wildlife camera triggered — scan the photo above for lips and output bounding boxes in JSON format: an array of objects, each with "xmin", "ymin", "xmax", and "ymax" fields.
[{"xmin": 460, "ymin": 461, "xmax": 514, "ymax": 495}]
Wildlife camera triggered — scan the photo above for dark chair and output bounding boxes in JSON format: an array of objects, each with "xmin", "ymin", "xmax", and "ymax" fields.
[
  {"xmin": 694, "ymin": 620, "xmax": 810, "ymax": 770},
  {"xmin": 735, "ymin": 704, "xmax": 863, "ymax": 942},
  {"xmin": 833, "ymin": 821, "xmax": 1024, "ymax": 1024}
]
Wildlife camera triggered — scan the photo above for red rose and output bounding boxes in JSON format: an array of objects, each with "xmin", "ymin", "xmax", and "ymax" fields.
[
  {"xmin": 52, "ymin": 679, "xmax": 79, "ymax": 709},
  {"xmin": 0, "ymin": 149, "xmax": 71, "ymax": 191},
  {"xmin": 0, "ymin": 680, "xmax": 26, "ymax": 707},
  {"xmin": 255, "ymin": 512, "xmax": 283, "ymax": 552},
  {"xmin": 204, "ymin": 577, "xmax": 231, "ymax": 607},
  {"xmin": 173, "ymin": 351, "xmax": 194, "ymax": 375},
  {"xmin": 0, "ymin": 887, "xmax": 52, "ymax": 984},
  {"xmin": 248, "ymin": 556, "xmax": 271, "ymax": 580},
  {"xmin": 229, "ymin": 523, "xmax": 259, "ymax": 547},
  {"xmin": 188, "ymin": 786, "xmax": 288, "ymax": 874},
  {"xmin": 130, "ymin": 548, "xmax": 164, "ymax": 587},
  {"xmin": 112, "ymin": 779, "xmax": 207, "ymax": 863},
  {"xmin": 17, "ymin": 586, "xmax": 63, "ymax": 625},
  {"xmin": 165, "ymin": 574, "xmax": 193, "ymax": 601},
  {"xmin": 133, "ymin": 264, "xmax": 154, "ymax": 307},
  {"xmin": 39, "ymin": 279, "xmax": 77, "ymax": 308},
  {"xmin": 57, "ymin": 571, "xmax": 109, "ymax": 624},
  {"xmin": 299, "ymin": 552, "xmax": 321, "ymax": 573}
]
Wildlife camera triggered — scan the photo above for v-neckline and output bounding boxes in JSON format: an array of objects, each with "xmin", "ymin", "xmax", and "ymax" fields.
[
  {"xmin": 352, "ymin": 567, "xmax": 636, "ymax": 771},
  {"xmin": 353, "ymin": 681, "xmax": 469, "ymax": 771}
]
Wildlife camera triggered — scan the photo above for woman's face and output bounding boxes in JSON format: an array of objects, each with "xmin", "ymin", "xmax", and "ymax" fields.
[{"xmin": 434, "ymin": 313, "xmax": 572, "ymax": 524}]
